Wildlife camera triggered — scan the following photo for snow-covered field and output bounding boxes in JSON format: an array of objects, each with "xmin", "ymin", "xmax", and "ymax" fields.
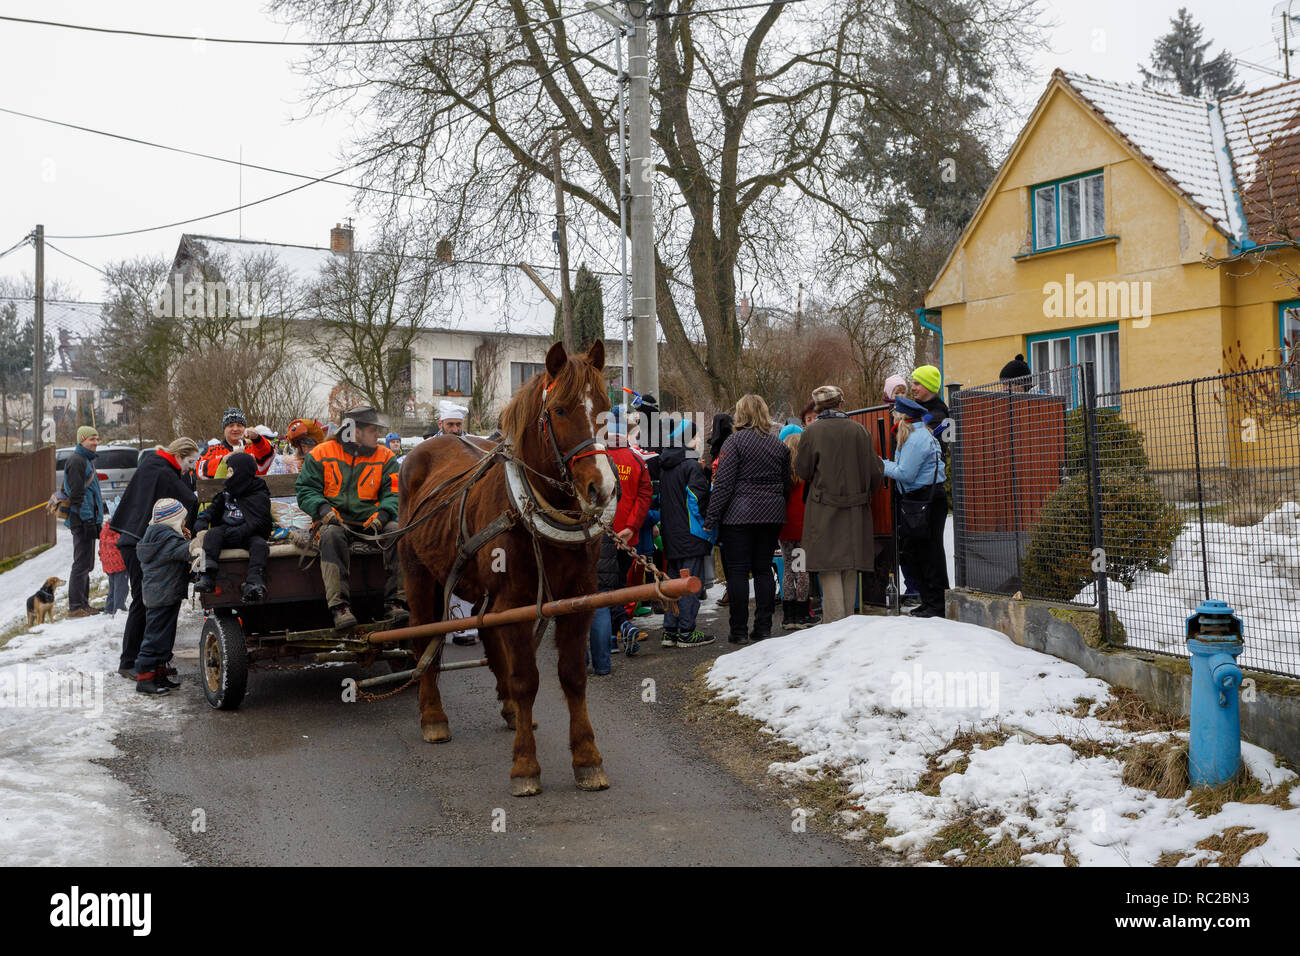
[
  {"xmin": 706, "ymin": 615, "xmax": 1300, "ymax": 866},
  {"xmin": 0, "ymin": 533, "xmax": 196, "ymax": 865},
  {"xmin": 1076, "ymin": 503, "xmax": 1300, "ymax": 675}
]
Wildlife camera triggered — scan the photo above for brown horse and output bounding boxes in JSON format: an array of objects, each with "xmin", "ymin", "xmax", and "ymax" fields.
[{"xmin": 397, "ymin": 340, "xmax": 618, "ymax": 796}]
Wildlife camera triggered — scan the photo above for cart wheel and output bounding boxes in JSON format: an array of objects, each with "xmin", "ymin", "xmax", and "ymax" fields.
[{"xmin": 201, "ymin": 614, "xmax": 248, "ymax": 711}]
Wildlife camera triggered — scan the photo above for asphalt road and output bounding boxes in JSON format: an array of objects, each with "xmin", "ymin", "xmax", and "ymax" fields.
[{"xmin": 106, "ymin": 595, "xmax": 879, "ymax": 866}]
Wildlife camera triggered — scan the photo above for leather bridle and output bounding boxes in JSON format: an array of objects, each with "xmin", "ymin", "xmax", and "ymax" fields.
[{"xmin": 537, "ymin": 380, "xmax": 611, "ymax": 485}]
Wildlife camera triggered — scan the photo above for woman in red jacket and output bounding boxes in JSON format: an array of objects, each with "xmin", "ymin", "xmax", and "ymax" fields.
[{"xmin": 779, "ymin": 427, "xmax": 817, "ymax": 630}]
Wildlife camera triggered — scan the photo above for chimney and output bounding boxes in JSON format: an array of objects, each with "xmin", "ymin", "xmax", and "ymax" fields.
[{"xmin": 330, "ymin": 222, "xmax": 354, "ymax": 255}]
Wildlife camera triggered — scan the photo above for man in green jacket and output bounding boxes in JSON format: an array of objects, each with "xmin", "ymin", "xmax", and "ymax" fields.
[{"xmin": 296, "ymin": 406, "xmax": 407, "ymax": 629}]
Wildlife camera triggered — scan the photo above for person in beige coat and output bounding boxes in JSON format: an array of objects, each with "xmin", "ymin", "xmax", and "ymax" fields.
[{"xmin": 793, "ymin": 384, "xmax": 884, "ymax": 623}]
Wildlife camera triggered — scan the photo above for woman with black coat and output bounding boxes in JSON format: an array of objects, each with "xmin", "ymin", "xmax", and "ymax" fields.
[{"xmin": 703, "ymin": 395, "xmax": 791, "ymax": 643}]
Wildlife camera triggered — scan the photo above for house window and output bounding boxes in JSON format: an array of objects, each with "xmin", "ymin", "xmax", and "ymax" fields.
[
  {"xmin": 510, "ymin": 362, "xmax": 547, "ymax": 392},
  {"xmin": 1028, "ymin": 323, "xmax": 1120, "ymax": 405},
  {"xmin": 1031, "ymin": 171, "xmax": 1105, "ymax": 251},
  {"xmin": 432, "ymin": 359, "xmax": 472, "ymax": 396},
  {"xmin": 52, "ymin": 388, "xmax": 67, "ymax": 398},
  {"xmin": 99, "ymin": 390, "xmax": 112, "ymax": 399},
  {"xmin": 1279, "ymin": 301, "xmax": 1300, "ymax": 394}
]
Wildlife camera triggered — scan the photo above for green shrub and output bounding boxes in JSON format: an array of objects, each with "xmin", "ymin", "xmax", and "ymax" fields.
[
  {"xmin": 1022, "ymin": 469, "xmax": 1183, "ymax": 601},
  {"xmin": 1065, "ymin": 407, "xmax": 1150, "ymax": 476}
]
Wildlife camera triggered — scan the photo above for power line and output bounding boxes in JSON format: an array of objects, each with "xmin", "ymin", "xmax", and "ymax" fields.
[
  {"xmin": 44, "ymin": 242, "xmax": 110, "ymax": 276},
  {"xmin": 0, "ymin": 7, "xmax": 610, "ymax": 47},
  {"xmin": 651, "ymin": 0, "xmax": 809, "ymax": 18},
  {"xmin": 46, "ymin": 36, "xmax": 617, "ymax": 241},
  {"xmin": 0, "ymin": 236, "xmax": 31, "ymax": 262}
]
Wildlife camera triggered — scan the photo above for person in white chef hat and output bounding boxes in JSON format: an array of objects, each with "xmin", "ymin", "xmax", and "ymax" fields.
[{"xmin": 436, "ymin": 399, "xmax": 469, "ymax": 437}]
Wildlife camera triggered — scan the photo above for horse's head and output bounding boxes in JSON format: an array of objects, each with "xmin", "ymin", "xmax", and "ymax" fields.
[{"xmin": 506, "ymin": 339, "xmax": 616, "ymax": 513}]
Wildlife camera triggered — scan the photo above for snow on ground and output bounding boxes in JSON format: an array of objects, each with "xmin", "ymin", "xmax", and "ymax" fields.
[
  {"xmin": 1076, "ymin": 503, "xmax": 1300, "ymax": 675},
  {"xmin": 0, "ymin": 533, "xmax": 197, "ymax": 865},
  {"xmin": 706, "ymin": 615, "xmax": 1300, "ymax": 866}
]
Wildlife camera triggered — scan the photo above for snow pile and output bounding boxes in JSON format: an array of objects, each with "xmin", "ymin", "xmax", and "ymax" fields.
[
  {"xmin": 706, "ymin": 616, "xmax": 1300, "ymax": 866},
  {"xmin": 1077, "ymin": 503, "xmax": 1300, "ymax": 674},
  {"xmin": 0, "ymin": 535, "xmax": 190, "ymax": 865}
]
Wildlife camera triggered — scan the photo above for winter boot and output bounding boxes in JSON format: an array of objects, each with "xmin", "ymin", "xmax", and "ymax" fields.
[
  {"xmin": 135, "ymin": 671, "xmax": 171, "ymax": 696},
  {"xmin": 241, "ymin": 580, "xmax": 267, "ymax": 603},
  {"xmin": 331, "ymin": 604, "xmax": 358, "ymax": 630},
  {"xmin": 781, "ymin": 600, "xmax": 800, "ymax": 630},
  {"xmin": 156, "ymin": 667, "xmax": 182, "ymax": 690},
  {"xmin": 383, "ymin": 600, "xmax": 410, "ymax": 627},
  {"xmin": 193, "ymin": 572, "xmax": 217, "ymax": 594},
  {"xmin": 797, "ymin": 600, "xmax": 821, "ymax": 628}
]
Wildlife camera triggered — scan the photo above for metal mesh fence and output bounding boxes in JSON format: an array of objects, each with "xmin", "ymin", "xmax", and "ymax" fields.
[{"xmin": 949, "ymin": 362, "xmax": 1300, "ymax": 678}]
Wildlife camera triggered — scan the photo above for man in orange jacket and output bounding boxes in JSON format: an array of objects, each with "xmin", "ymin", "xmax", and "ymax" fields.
[{"xmin": 196, "ymin": 408, "xmax": 276, "ymax": 479}]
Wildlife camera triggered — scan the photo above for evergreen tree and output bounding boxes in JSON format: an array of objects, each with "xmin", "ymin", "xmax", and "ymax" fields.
[
  {"xmin": 553, "ymin": 264, "xmax": 605, "ymax": 348},
  {"xmin": 1140, "ymin": 8, "xmax": 1245, "ymax": 99}
]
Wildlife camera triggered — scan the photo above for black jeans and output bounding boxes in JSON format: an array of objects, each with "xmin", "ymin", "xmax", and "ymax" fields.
[
  {"xmin": 118, "ymin": 541, "xmax": 145, "ymax": 669},
  {"xmin": 900, "ymin": 488, "xmax": 949, "ymax": 614},
  {"xmin": 719, "ymin": 523, "xmax": 783, "ymax": 639},
  {"xmin": 68, "ymin": 521, "xmax": 98, "ymax": 611},
  {"xmin": 203, "ymin": 522, "xmax": 269, "ymax": 585}
]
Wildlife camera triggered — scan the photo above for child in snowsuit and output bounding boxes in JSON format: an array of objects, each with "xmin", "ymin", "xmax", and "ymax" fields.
[
  {"xmin": 98, "ymin": 520, "xmax": 129, "ymax": 615},
  {"xmin": 135, "ymin": 498, "xmax": 193, "ymax": 695},
  {"xmin": 193, "ymin": 452, "xmax": 273, "ymax": 603}
]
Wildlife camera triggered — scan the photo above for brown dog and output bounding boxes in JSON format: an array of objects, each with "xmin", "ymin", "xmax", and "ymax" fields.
[{"xmin": 26, "ymin": 577, "xmax": 65, "ymax": 626}]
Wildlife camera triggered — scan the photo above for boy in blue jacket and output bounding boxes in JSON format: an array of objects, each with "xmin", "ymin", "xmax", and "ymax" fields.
[{"xmin": 135, "ymin": 498, "xmax": 194, "ymax": 695}]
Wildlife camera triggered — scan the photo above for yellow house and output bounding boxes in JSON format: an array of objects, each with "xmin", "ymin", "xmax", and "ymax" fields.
[{"xmin": 926, "ymin": 70, "xmax": 1300, "ymax": 464}]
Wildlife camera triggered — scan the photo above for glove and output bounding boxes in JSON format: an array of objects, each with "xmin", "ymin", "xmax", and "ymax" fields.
[
  {"xmin": 363, "ymin": 511, "xmax": 387, "ymax": 533},
  {"xmin": 318, "ymin": 506, "xmax": 342, "ymax": 527}
]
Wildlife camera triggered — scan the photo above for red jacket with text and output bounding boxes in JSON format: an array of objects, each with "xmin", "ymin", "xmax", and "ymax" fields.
[
  {"xmin": 196, "ymin": 432, "xmax": 275, "ymax": 480},
  {"xmin": 607, "ymin": 443, "xmax": 652, "ymax": 536}
]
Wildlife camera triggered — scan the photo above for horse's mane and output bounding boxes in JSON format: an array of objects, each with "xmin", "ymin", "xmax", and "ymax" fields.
[{"xmin": 499, "ymin": 353, "xmax": 604, "ymax": 450}]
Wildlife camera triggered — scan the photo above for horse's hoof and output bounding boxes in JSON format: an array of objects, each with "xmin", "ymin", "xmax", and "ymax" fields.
[
  {"xmin": 510, "ymin": 775, "xmax": 543, "ymax": 797},
  {"xmin": 421, "ymin": 721, "xmax": 451, "ymax": 743},
  {"xmin": 574, "ymin": 765, "xmax": 610, "ymax": 791},
  {"xmin": 502, "ymin": 711, "xmax": 516, "ymax": 730}
]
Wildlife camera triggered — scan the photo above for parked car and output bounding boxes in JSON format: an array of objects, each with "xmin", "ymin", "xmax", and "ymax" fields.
[{"xmin": 54, "ymin": 444, "xmax": 141, "ymax": 501}]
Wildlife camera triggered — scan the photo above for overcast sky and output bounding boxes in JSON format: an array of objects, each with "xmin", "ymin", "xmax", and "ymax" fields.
[{"xmin": 0, "ymin": 0, "xmax": 1292, "ymax": 332}]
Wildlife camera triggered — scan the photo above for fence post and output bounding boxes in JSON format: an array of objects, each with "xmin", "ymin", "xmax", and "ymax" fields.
[
  {"xmin": 1082, "ymin": 363, "xmax": 1111, "ymax": 644},
  {"xmin": 1189, "ymin": 379, "xmax": 1211, "ymax": 600},
  {"xmin": 946, "ymin": 381, "xmax": 965, "ymax": 589}
]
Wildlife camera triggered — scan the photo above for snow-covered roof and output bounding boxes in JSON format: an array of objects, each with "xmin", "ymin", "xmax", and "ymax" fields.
[
  {"xmin": 173, "ymin": 233, "xmax": 557, "ymax": 336},
  {"xmin": 1062, "ymin": 71, "xmax": 1300, "ymax": 246}
]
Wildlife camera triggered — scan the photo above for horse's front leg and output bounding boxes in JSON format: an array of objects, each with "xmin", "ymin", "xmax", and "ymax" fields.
[
  {"xmin": 555, "ymin": 610, "xmax": 609, "ymax": 791},
  {"xmin": 504, "ymin": 622, "xmax": 543, "ymax": 796},
  {"xmin": 404, "ymin": 558, "xmax": 450, "ymax": 743}
]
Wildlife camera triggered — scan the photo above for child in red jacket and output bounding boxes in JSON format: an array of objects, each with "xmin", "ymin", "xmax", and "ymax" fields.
[{"xmin": 99, "ymin": 520, "xmax": 129, "ymax": 616}]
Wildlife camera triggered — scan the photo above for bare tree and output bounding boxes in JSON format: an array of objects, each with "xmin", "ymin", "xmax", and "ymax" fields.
[
  {"xmin": 270, "ymin": 0, "xmax": 1038, "ymax": 406},
  {"xmin": 306, "ymin": 225, "xmax": 439, "ymax": 419}
]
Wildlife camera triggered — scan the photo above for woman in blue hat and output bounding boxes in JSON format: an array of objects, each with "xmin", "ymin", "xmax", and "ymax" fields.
[{"xmin": 884, "ymin": 396, "xmax": 948, "ymax": 619}]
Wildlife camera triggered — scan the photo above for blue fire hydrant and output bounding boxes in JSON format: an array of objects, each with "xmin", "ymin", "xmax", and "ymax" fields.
[{"xmin": 1185, "ymin": 600, "xmax": 1244, "ymax": 787}]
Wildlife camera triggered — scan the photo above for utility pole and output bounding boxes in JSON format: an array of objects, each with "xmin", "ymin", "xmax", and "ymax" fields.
[
  {"xmin": 626, "ymin": 0, "xmax": 657, "ymax": 399},
  {"xmin": 552, "ymin": 129, "xmax": 574, "ymax": 350},
  {"xmin": 33, "ymin": 224, "xmax": 44, "ymax": 451},
  {"xmin": 1286, "ymin": 11, "xmax": 1292, "ymax": 80}
]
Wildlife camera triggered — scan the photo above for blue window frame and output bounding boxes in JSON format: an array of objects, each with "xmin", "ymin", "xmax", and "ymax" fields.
[
  {"xmin": 1027, "ymin": 322, "xmax": 1120, "ymax": 406},
  {"xmin": 1279, "ymin": 301, "xmax": 1300, "ymax": 396},
  {"xmin": 1031, "ymin": 170, "xmax": 1105, "ymax": 252}
]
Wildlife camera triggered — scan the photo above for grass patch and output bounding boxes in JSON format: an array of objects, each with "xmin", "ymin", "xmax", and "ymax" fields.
[
  {"xmin": 915, "ymin": 727, "xmax": 1010, "ymax": 797},
  {"xmin": 1188, "ymin": 767, "xmax": 1297, "ymax": 818},
  {"xmin": 1119, "ymin": 738, "xmax": 1190, "ymax": 798},
  {"xmin": 1194, "ymin": 827, "xmax": 1269, "ymax": 867},
  {"xmin": 0, "ymin": 542, "xmax": 53, "ymax": 575},
  {"xmin": 1095, "ymin": 686, "xmax": 1186, "ymax": 734}
]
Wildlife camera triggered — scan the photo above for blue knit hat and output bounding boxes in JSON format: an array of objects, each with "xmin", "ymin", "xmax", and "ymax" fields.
[
  {"xmin": 893, "ymin": 396, "xmax": 929, "ymax": 420},
  {"xmin": 778, "ymin": 423, "xmax": 803, "ymax": 441}
]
